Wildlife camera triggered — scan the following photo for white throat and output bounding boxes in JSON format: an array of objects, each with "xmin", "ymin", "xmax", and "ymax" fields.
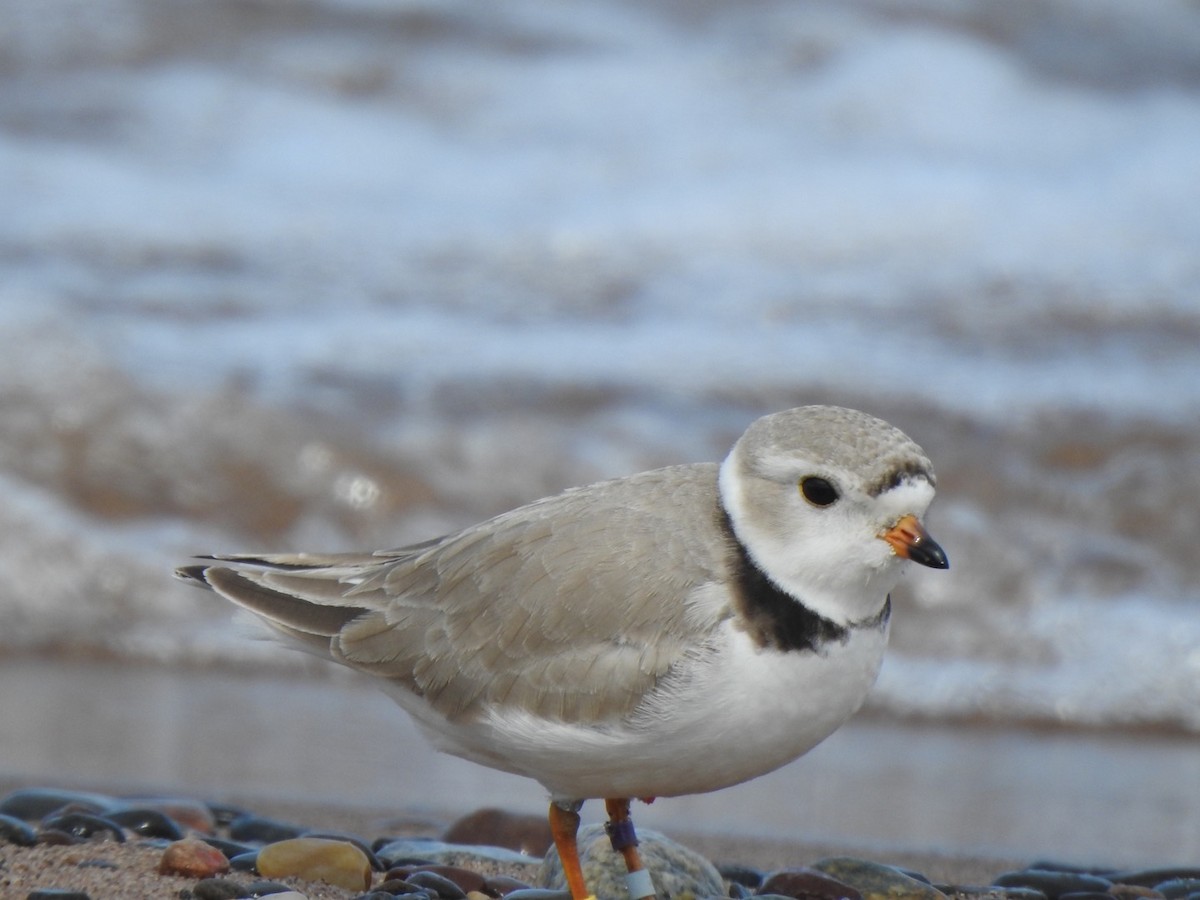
[{"xmin": 717, "ymin": 451, "xmax": 919, "ymax": 626}]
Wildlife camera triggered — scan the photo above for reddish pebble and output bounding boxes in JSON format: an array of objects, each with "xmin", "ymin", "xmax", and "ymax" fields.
[
  {"xmin": 443, "ymin": 808, "xmax": 553, "ymax": 856},
  {"xmin": 760, "ymin": 867, "xmax": 864, "ymax": 900},
  {"xmin": 158, "ymin": 838, "xmax": 232, "ymax": 878}
]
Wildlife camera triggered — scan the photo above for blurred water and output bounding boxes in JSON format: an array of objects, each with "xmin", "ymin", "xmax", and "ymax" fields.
[{"xmin": 2, "ymin": 0, "xmax": 1200, "ymax": 739}]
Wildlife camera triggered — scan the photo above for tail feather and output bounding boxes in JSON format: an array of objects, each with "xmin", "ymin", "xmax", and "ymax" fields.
[{"xmin": 177, "ymin": 561, "xmax": 368, "ymax": 643}]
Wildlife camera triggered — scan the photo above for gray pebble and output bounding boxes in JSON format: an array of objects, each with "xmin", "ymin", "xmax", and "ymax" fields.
[
  {"xmin": 483, "ymin": 874, "xmax": 534, "ymax": 895},
  {"xmin": 1114, "ymin": 871, "xmax": 1200, "ymax": 889},
  {"xmin": 539, "ymin": 824, "xmax": 722, "ymax": 900},
  {"xmin": 243, "ymin": 881, "xmax": 293, "ymax": 897},
  {"xmin": 39, "ymin": 813, "xmax": 124, "ymax": 843},
  {"xmin": 992, "ymin": 871, "xmax": 1113, "ymax": 899},
  {"xmin": 0, "ymin": 788, "xmax": 110, "ymax": 821},
  {"xmin": 1030, "ymin": 862, "xmax": 1120, "ymax": 877},
  {"xmin": 207, "ymin": 802, "xmax": 253, "ymax": 828},
  {"xmin": 0, "ymin": 812, "xmax": 37, "ymax": 847},
  {"xmin": 1156, "ymin": 881, "xmax": 1200, "ymax": 899},
  {"xmin": 230, "ymin": 850, "xmax": 261, "ymax": 872},
  {"xmin": 717, "ymin": 862, "xmax": 764, "ymax": 889},
  {"xmin": 405, "ymin": 870, "xmax": 468, "ymax": 899},
  {"xmin": 374, "ymin": 878, "xmax": 426, "ymax": 894},
  {"xmin": 229, "ymin": 815, "xmax": 305, "ymax": 844},
  {"xmin": 376, "ymin": 839, "xmax": 534, "ymax": 870},
  {"xmin": 204, "ymin": 837, "xmax": 260, "ymax": 860},
  {"xmin": 105, "ymin": 807, "xmax": 185, "ymax": 840}
]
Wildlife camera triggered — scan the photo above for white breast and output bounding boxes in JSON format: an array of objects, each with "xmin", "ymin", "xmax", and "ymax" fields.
[{"xmin": 401, "ymin": 617, "xmax": 890, "ymax": 802}]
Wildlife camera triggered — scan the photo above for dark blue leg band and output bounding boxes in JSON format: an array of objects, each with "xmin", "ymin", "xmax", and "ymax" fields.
[{"xmin": 605, "ymin": 817, "xmax": 639, "ymax": 852}]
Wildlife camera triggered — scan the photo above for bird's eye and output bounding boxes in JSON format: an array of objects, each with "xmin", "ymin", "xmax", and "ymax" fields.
[{"xmin": 800, "ymin": 476, "xmax": 839, "ymax": 508}]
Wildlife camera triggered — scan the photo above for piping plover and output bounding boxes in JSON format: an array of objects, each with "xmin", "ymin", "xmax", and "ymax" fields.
[{"xmin": 177, "ymin": 405, "xmax": 947, "ymax": 900}]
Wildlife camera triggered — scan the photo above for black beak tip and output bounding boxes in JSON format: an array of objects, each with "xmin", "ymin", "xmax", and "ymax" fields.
[{"xmin": 910, "ymin": 540, "xmax": 950, "ymax": 570}]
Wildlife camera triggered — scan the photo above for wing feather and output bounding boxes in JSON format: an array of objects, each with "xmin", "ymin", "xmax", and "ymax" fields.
[{"xmin": 178, "ymin": 463, "xmax": 732, "ymax": 724}]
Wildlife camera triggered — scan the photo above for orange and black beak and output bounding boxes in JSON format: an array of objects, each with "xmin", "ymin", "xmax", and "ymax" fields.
[{"xmin": 881, "ymin": 514, "xmax": 949, "ymax": 569}]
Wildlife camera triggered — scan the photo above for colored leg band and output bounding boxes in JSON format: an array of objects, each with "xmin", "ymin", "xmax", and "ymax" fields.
[
  {"xmin": 625, "ymin": 868, "xmax": 656, "ymax": 900},
  {"xmin": 605, "ymin": 817, "xmax": 639, "ymax": 851}
]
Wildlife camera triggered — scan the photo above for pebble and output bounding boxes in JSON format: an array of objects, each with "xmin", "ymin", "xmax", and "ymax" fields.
[
  {"xmin": 372, "ymin": 877, "xmax": 428, "ymax": 894},
  {"xmin": 404, "ymin": 869, "xmax": 470, "ymax": 899},
  {"xmin": 208, "ymin": 801, "xmax": 254, "ymax": 828},
  {"xmin": 719, "ymin": 862, "xmax": 766, "ymax": 889},
  {"xmin": 204, "ymin": 836, "xmax": 261, "ymax": 859},
  {"xmin": 1109, "ymin": 888, "xmax": 1165, "ymax": 900},
  {"xmin": 304, "ymin": 830, "xmax": 384, "ymax": 870},
  {"xmin": 813, "ymin": 857, "xmax": 947, "ymax": 900},
  {"xmin": 159, "ymin": 837, "xmax": 234, "ymax": 878},
  {"xmin": 1156, "ymin": 881, "xmax": 1200, "ymax": 899},
  {"xmin": 992, "ymin": 871, "xmax": 1114, "ymax": 899},
  {"xmin": 390, "ymin": 864, "xmax": 488, "ymax": 894},
  {"xmin": 244, "ymin": 881, "xmax": 295, "ymax": 896},
  {"xmin": 120, "ymin": 797, "xmax": 217, "ymax": 834},
  {"xmin": 257, "ymin": 836, "xmax": 374, "ymax": 891},
  {"xmin": 761, "ymin": 866, "xmax": 864, "ymax": 900},
  {"xmin": 1114, "ymin": 874, "xmax": 1200, "ymax": 891},
  {"xmin": 0, "ymin": 788, "xmax": 111, "ymax": 821},
  {"xmin": 375, "ymin": 838, "xmax": 540, "ymax": 874},
  {"xmin": 36, "ymin": 828, "xmax": 86, "ymax": 846},
  {"xmin": 538, "ymin": 823, "xmax": 724, "ymax": 900},
  {"xmin": 442, "ymin": 808, "xmax": 554, "ymax": 857},
  {"xmin": 229, "ymin": 815, "xmax": 306, "ymax": 844},
  {"xmin": 25, "ymin": 891, "xmax": 93, "ymax": 900},
  {"xmin": 39, "ymin": 813, "xmax": 125, "ymax": 843},
  {"xmin": 230, "ymin": 850, "xmax": 262, "ymax": 872},
  {"xmin": 103, "ymin": 806, "xmax": 186, "ymax": 840},
  {"xmin": 193, "ymin": 877, "xmax": 250, "ymax": 900},
  {"xmin": 501, "ymin": 890, "xmax": 572, "ymax": 900},
  {"xmin": 1027, "ymin": 863, "xmax": 1118, "ymax": 877},
  {"xmin": 0, "ymin": 811, "xmax": 38, "ymax": 846},
  {"xmin": 484, "ymin": 874, "xmax": 536, "ymax": 895}
]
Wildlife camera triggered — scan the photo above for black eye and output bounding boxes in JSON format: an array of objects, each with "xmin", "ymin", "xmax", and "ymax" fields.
[{"xmin": 800, "ymin": 476, "xmax": 839, "ymax": 508}]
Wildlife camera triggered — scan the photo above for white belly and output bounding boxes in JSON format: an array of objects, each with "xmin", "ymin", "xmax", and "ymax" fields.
[{"xmin": 397, "ymin": 619, "xmax": 889, "ymax": 801}]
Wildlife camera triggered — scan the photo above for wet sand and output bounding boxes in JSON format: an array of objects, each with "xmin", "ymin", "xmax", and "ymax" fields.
[{"xmin": 2, "ymin": 658, "xmax": 1199, "ymax": 868}]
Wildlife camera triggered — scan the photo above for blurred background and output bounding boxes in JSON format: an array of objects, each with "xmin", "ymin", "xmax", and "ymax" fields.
[{"xmin": 2, "ymin": 0, "xmax": 1199, "ymax": 865}]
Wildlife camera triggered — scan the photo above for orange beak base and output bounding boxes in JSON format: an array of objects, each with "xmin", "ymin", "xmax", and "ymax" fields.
[{"xmin": 882, "ymin": 514, "xmax": 949, "ymax": 569}]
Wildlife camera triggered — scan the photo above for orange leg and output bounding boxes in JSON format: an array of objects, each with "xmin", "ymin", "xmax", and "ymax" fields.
[
  {"xmin": 605, "ymin": 798, "xmax": 656, "ymax": 899},
  {"xmin": 549, "ymin": 801, "xmax": 593, "ymax": 900}
]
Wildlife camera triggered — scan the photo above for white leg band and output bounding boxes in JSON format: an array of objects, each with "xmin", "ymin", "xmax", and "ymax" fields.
[{"xmin": 625, "ymin": 868, "xmax": 656, "ymax": 900}]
